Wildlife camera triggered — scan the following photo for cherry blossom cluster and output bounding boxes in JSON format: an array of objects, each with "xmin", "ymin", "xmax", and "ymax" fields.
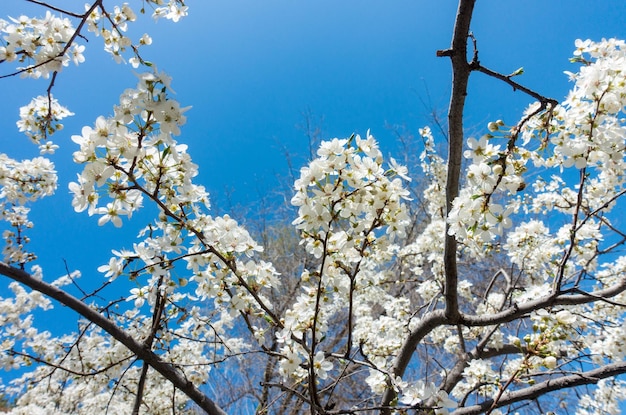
[
  {"xmin": 0, "ymin": 281, "xmax": 51, "ymax": 370},
  {"xmin": 0, "ymin": 11, "xmax": 83, "ymax": 79},
  {"xmin": 0, "ymin": 155, "xmax": 56, "ymax": 206},
  {"xmin": 520, "ymin": 40, "xmax": 626, "ymax": 221},
  {"xmin": 577, "ymin": 379, "xmax": 626, "ymax": 415},
  {"xmin": 586, "ymin": 257, "xmax": 626, "ymax": 363},
  {"xmin": 399, "ymin": 127, "xmax": 448, "ymax": 300},
  {"xmin": 2, "ymin": 1, "xmax": 188, "ymax": 154},
  {"xmin": 447, "ymin": 127, "xmax": 523, "ymax": 243},
  {"xmin": 507, "ymin": 39, "xmax": 626, "ymax": 283},
  {"xmin": 16, "ymin": 95, "xmax": 73, "ymax": 152},
  {"xmin": 503, "ymin": 219, "xmax": 559, "ymax": 286},
  {"xmin": 291, "ymin": 131, "xmax": 411, "ymax": 247},
  {"xmin": 70, "ymin": 69, "xmax": 282, "ymax": 322},
  {"xmin": 275, "ymin": 133, "xmax": 418, "ymax": 393},
  {"xmin": 288, "ymin": 132, "xmax": 411, "ymax": 359},
  {"xmin": 69, "ymin": 70, "xmax": 191, "ymax": 224},
  {"xmin": 84, "ymin": 1, "xmax": 187, "ymax": 67},
  {"xmin": 451, "ymin": 358, "xmax": 499, "ymax": 400},
  {"xmin": 150, "ymin": 1, "xmax": 190, "ymax": 22},
  {"xmin": 0, "ymin": 154, "xmax": 56, "ymax": 266},
  {"xmin": 400, "ymin": 379, "xmax": 457, "ymax": 413},
  {"xmin": 86, "ymin": 3, "xmax": 144, "ymax": 67},
  {"xmin": 553, "ymin": 39, "xmax": 626, "ymax": 170}
]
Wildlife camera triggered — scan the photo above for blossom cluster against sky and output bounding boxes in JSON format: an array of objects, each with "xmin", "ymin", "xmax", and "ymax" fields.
[{"xmin": 1, "ymin": 0, "xmax": 626, "ymax": 324}]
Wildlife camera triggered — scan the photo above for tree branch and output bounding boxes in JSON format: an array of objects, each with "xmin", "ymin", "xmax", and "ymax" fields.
[
  {"xmin": 461, "ymin": 278, "xmax": 626, "ymax": 327},
  {"xmin": 0, "ymin": 262, "xmax": 227, "ymax": 415},
  {"xmin": 472, "ymin": 64, "xmax": 558, "ymax": 108},
  {"xmin": 380, "ymin": 310, "xmax": 448, "ymax": 412},
  {"xmin": 25, "ymin": 0, "xmax": 85, "ymax": 18},
  {"xmin": 442, "ymin": 0, "xmax": 476, "ymax": 323},
  {"xmin": 451, "ymin": 361, "xmax": 626, "ymax": 415},
  {"xmin": 379, "ymin": 1, "xmax": 477, "ymax": 410},
  {"xmin": 133, "ymin": 274, "xmax": 168, "ymax": 415}
]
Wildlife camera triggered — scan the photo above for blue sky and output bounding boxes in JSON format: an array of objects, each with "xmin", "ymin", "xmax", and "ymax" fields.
[{"xmin": 2, "ymin": 0, "xmax": 626, "ymax": 406}]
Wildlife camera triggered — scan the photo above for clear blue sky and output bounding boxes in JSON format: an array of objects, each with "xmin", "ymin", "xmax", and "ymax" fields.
[{"xmin": 2, "ymin": 0, "xmax": 626, "ymax": 405}]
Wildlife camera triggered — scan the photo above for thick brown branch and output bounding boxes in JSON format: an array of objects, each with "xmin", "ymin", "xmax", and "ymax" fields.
[
  {"xmin": 133, "ymin": 275, "xmax": 167, "ymax": 415},
  {"xmin": 441, "ymin": 327, "xmax": 514, "ymax": 394},
  {"xmin": 379, "ymin": 2, "xmax": 477, "ymax": 411},
  {"xmin": 451, "ymin": 361, "xmax": 626, "ymax": 415},
  {"xmin": 380, "ymin": 310, "xmax": 447, "ymax": 412},
  {"xmin": 443, "ymin": 0, "xmax": 476, "ymax": 323},
  {"xmin": 0, "ymin": 262, "xmax": 227, "ymax": 415},
  {"xmin": 461, "ymin": 278, "xmax": 626, "ymax": 327}
]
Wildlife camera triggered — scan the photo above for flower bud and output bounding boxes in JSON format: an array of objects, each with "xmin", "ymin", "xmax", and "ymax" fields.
[{"xmin": 543, "ymin": 356, "xmax": 557, "ymax": 369}]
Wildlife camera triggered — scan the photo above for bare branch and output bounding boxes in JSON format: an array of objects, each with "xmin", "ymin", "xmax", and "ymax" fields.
[
  {"xmin": 441, "ymin": 0, "xmax": 476, "ymax": 324},
  {"xmin": 472, "ymin": 64, "xmax": 559, "ymax": 108},
  {"xmin": 25, "ymin": 0, "xmax": 85, "ymax": 18}
]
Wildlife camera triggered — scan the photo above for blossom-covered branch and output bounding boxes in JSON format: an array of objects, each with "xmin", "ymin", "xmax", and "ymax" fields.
[{"xmin": 0, "ymin": 261, "xmax": 227, "ymax": 415}]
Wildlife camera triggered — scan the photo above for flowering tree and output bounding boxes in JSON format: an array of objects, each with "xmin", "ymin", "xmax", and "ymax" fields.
[{"xmin": 2, "ymin": 0, "xmax": 626, "ymax": 414}]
